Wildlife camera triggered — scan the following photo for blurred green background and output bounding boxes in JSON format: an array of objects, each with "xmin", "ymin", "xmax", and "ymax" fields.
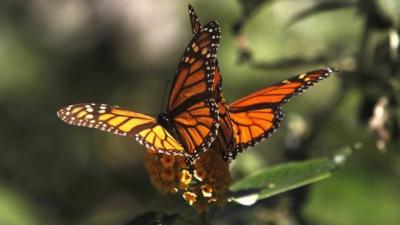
[{"xmin": 0, "ymin": 0, "xmax": 399, "ymax": 225}]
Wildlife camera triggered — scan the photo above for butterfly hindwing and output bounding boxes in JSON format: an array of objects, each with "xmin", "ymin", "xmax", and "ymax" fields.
[
  {"xmin": 211, "ymin": 63, "xmax": 284, "ymax": 160},
  {"xmin": 229, "ymin": 107, "xmax": 283, "ymax": 155},
  {"xmin": 57, "ymin": 103, "xmax": 184, "ymax": 155}
]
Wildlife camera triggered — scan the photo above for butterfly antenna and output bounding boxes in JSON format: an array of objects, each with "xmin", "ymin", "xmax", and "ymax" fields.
[{"xmin": 160, "ymin": 80, "xmax": 172, "ymax": 112}]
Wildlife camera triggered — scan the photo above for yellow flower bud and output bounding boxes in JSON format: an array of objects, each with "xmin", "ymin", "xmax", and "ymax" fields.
[
  {"xmin": 194, "ymin": 167, "xmax": 206, "ymax": 181},
  {"xmin": 201, "ymin": 184, "xmax": 213, "ymax": 198},
  {"xmin": 183, "ymin": 191, "xmax": 197, "ymax": 206},
  {"xmin": 179, "ymin": 169, "xmax": 192, "ymax": 189}
]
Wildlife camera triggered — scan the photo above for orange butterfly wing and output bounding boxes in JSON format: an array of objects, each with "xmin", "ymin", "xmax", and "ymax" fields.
[
  {"xmin": 230, "ymin": 68, "xmax": 337, "ymax": 109},
  {"xmin": 212, "ymin": 63, "xmax": 282, "ymax": 160},
  {"xmin": 228, "ymin": 68, "xmax": 336, "ymax": 155},
  {"xmin": 229, "ymin": 107, "xmax": 283, "ymax": 154},
  {"xmin": 57, "ymin": 103, "xmax": 184, "ymax": 155},
  {"xmin": 211, "ymin": 63, "xmax": 236, "ymax": 159},
  {"xmin": 188, "ymin": 4, "xmax": 201, "ymax": 35},
  {"xmin": 167, "ymin": 8, "xmax": 221, "ymax": 157},
  {"xmin": 188, "ymin": 6, "xmax": 235, "ymax": 160}
]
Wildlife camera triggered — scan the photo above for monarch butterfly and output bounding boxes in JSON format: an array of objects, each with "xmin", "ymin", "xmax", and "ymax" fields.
[
  {"xmin": 188, "ymin": 5, "xmax": 337, "ymax": 160},
  {"xmin": 57, "ymin": 5, "xmax": 222, "ymax": 161}
]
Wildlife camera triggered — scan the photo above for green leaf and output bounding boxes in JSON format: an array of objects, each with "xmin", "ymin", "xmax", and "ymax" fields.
[{"xmin": 229, "ymin": 145, "xmax": 358, "ymax": 206}]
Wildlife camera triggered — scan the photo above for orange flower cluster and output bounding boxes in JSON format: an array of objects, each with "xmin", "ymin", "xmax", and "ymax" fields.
[{"xmin": 144, "ymin": 149, "xmax": 231, "ymax": 212}]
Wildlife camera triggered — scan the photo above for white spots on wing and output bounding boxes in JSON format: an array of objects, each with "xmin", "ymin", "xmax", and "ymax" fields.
[
  {"xmin": 299, "ymin": 73, "xmax": 306, "ymax": 79},
  {"xmin": 84, "ymin": 104, "xmax": 95, "ymax": 113}
]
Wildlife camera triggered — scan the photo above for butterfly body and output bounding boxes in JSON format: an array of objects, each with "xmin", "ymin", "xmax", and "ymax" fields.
[{"xmin": 156, "ymin": 112, "xmax": 173, "ymax": 129}]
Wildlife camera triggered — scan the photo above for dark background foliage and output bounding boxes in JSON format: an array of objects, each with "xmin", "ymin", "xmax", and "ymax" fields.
[{"xmin": 0, "ymin": 0, "xmax": 399, "ymax": 225}]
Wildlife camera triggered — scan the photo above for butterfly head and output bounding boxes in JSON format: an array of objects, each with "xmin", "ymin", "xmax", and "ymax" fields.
[{"xmin": 157, "ymin": 112, "xmax": 172, "ymax": 127}]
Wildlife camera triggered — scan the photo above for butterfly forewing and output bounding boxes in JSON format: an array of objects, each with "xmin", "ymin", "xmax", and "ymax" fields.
[
  {"xmin": 230, "ymin": 68, "xmax": 337, "ymax": 110},
  {"xmin": 57, "ymin": 103, "xmax": 184, "ymax": 155},
  {"xmin": 188, "ymin": 4, "xmax": 201, "ymax": 35},
  {"xmin": 167, "ymin": 21, "xmax": 220, "ymax": 111},
  {"xmin": 168, "ymin": 20, "xmax": 221, "ymax": 156}
]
